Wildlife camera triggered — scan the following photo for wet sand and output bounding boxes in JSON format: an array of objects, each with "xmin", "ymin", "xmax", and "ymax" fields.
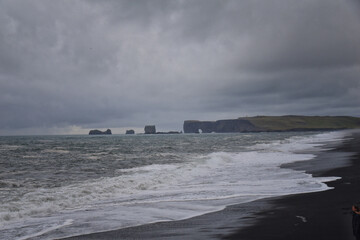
[
  {"xmin": 225, "ymin": 131, "xmax": 360, "ymax": 240},
  {"xmin": 61, "ymin": 131, "xmax": 360, "ymax": 240}
]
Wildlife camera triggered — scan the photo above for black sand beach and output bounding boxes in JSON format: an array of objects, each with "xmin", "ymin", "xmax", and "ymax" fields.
[{"xmin": 61, "ymin": 131, "xmax": 360, "ymax": 240}]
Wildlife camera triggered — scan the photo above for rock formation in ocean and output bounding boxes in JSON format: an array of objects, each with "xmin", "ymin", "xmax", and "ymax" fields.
[
  {"xmin": 89, "ymin": 129, "xmax": 112, "ymax": 135},
  {"xmin": 156, "ymin": 131, "xmax": 181, "ymax": 134},
  {"xmin": 126, "ymin": 129, "xmax": 135, "ymax": 134},
  {"xmin": 144, "ymin": 125, "xmax": 156, "ymax": 134}
]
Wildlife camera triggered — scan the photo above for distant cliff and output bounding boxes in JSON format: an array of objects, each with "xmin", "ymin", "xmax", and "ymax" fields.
[
  {"xmin": 89, "ymin": 129, "xmax": 112, "ymax": 135},
  {"xmin": 183, "ymin": 116, "xmax": 360, "ymax": 133},
  {"xmin": 183, "ymin": 119, "xmax": 258, "ymax": 133}
]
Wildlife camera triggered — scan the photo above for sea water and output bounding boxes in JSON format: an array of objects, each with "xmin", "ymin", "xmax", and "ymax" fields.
[{"xmin": 0, "ymin": 131, "xmax": 349, "ymax": 239}]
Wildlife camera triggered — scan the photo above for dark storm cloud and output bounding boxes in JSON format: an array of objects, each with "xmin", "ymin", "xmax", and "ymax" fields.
[
  {"xmin": 216, "ymin": 67, "xmax": 360, "ymax": 114},
  {"xmin": 0, "ymin": 0, "xmax": 359, "ymax": 135}
]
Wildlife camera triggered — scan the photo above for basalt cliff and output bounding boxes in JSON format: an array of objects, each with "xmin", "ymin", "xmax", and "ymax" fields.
[{"xmin": 184, "ymin": 119, "xmax": 258, "ymax": 133}]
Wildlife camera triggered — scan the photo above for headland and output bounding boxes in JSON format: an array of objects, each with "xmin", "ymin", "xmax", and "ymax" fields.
[{"xmin": 184, "ymin": 115, "xmax": 360, "ymax": 133}]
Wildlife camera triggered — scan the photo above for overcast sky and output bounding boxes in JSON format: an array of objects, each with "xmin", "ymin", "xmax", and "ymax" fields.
[{"xmin": 1, "ymin": 0, "xmax": 360, "ymax": 135}]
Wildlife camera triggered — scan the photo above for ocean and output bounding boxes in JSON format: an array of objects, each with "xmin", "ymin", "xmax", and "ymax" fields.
[{"xmin": 0, "ymin": 131, "xmax": 349, "ymax": 240}]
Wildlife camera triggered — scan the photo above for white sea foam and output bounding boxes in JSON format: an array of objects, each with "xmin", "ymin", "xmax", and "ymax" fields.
[
  {"xmin": 0, "ymin": 145, "xmax": 22, "ymax": 151},
  {"xmin": 42, "ymin": 149, "xmax": 70, "ymax": 154},
  {"xmin": 250, "ymin": 130, "xmax": 348, "ymax": 153},
  {"xmin": 0, "ymin": 131, "xmax": 349, "ymax": 239},
  {"xmin": 15, "ymin": 219, "xmax": 74, "ymax": 240}
]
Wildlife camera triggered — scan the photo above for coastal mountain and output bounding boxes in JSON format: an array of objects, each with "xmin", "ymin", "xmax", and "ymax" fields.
[{"xmin": 183, "ymin": 116, "xmax": 360, "ymax": 133}]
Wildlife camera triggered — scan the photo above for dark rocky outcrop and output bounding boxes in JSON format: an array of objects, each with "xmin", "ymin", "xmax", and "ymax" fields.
[
  {"xmin": 183, "ymin": 121, "xmax": 213, "ymax": 133},
  {"xmin": 184, "ymin": 121, "xmax": 215, "ymax": 133},
  {"xmin": 144, "ymin": 125, "xmax": 156, "ymax": 134},
  {"xmin": 126, "ymin": 130, "xmax": 135, "ymax": 134},
  {"xmin": 183, "ymin": 119, "xmax": 258, "ymax": 133},
  {"xmin": 156, "ymin": 131, "xmax": 181, "ymax": 134},
  {"xmin": 89, "ymin": 129, "xmax": 112, "ymax": 135}
]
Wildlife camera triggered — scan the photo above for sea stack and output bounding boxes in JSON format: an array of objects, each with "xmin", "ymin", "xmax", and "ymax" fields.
[
  {"xmin": 126, "ymin": 129, "xmax": 135, "ymax": 134},
  {"xmin": 144, "ymin": 125, "xmax": 156, "ymax": 134},
  {"xmin": 89, "ymin": 129, "xmax": 112, "ymax": 135}
]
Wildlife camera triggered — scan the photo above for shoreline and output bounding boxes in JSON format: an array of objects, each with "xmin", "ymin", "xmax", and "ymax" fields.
[
  {"xmin": 225, "ymin": 130, "xmax": 360, "ymax": 240},
  {"xmin": 59, "ymin": 130, "xmax": 360, "ymax": 240}
]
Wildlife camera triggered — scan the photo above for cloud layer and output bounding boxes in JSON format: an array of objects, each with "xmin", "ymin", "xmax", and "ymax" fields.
[{"xmin": 1, "ymin": 0, "xmax": 359, "ymax": 134}]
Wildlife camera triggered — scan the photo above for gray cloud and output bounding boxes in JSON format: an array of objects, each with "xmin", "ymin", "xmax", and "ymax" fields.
[{"xmin": 0, "ymin": 0, "xmax": 359, "ymax": 135}]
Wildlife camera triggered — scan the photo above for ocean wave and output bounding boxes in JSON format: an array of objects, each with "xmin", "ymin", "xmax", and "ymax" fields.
[{"xmin": 0, "ymin": 131, "xmax": 349, "ymax": 240}]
